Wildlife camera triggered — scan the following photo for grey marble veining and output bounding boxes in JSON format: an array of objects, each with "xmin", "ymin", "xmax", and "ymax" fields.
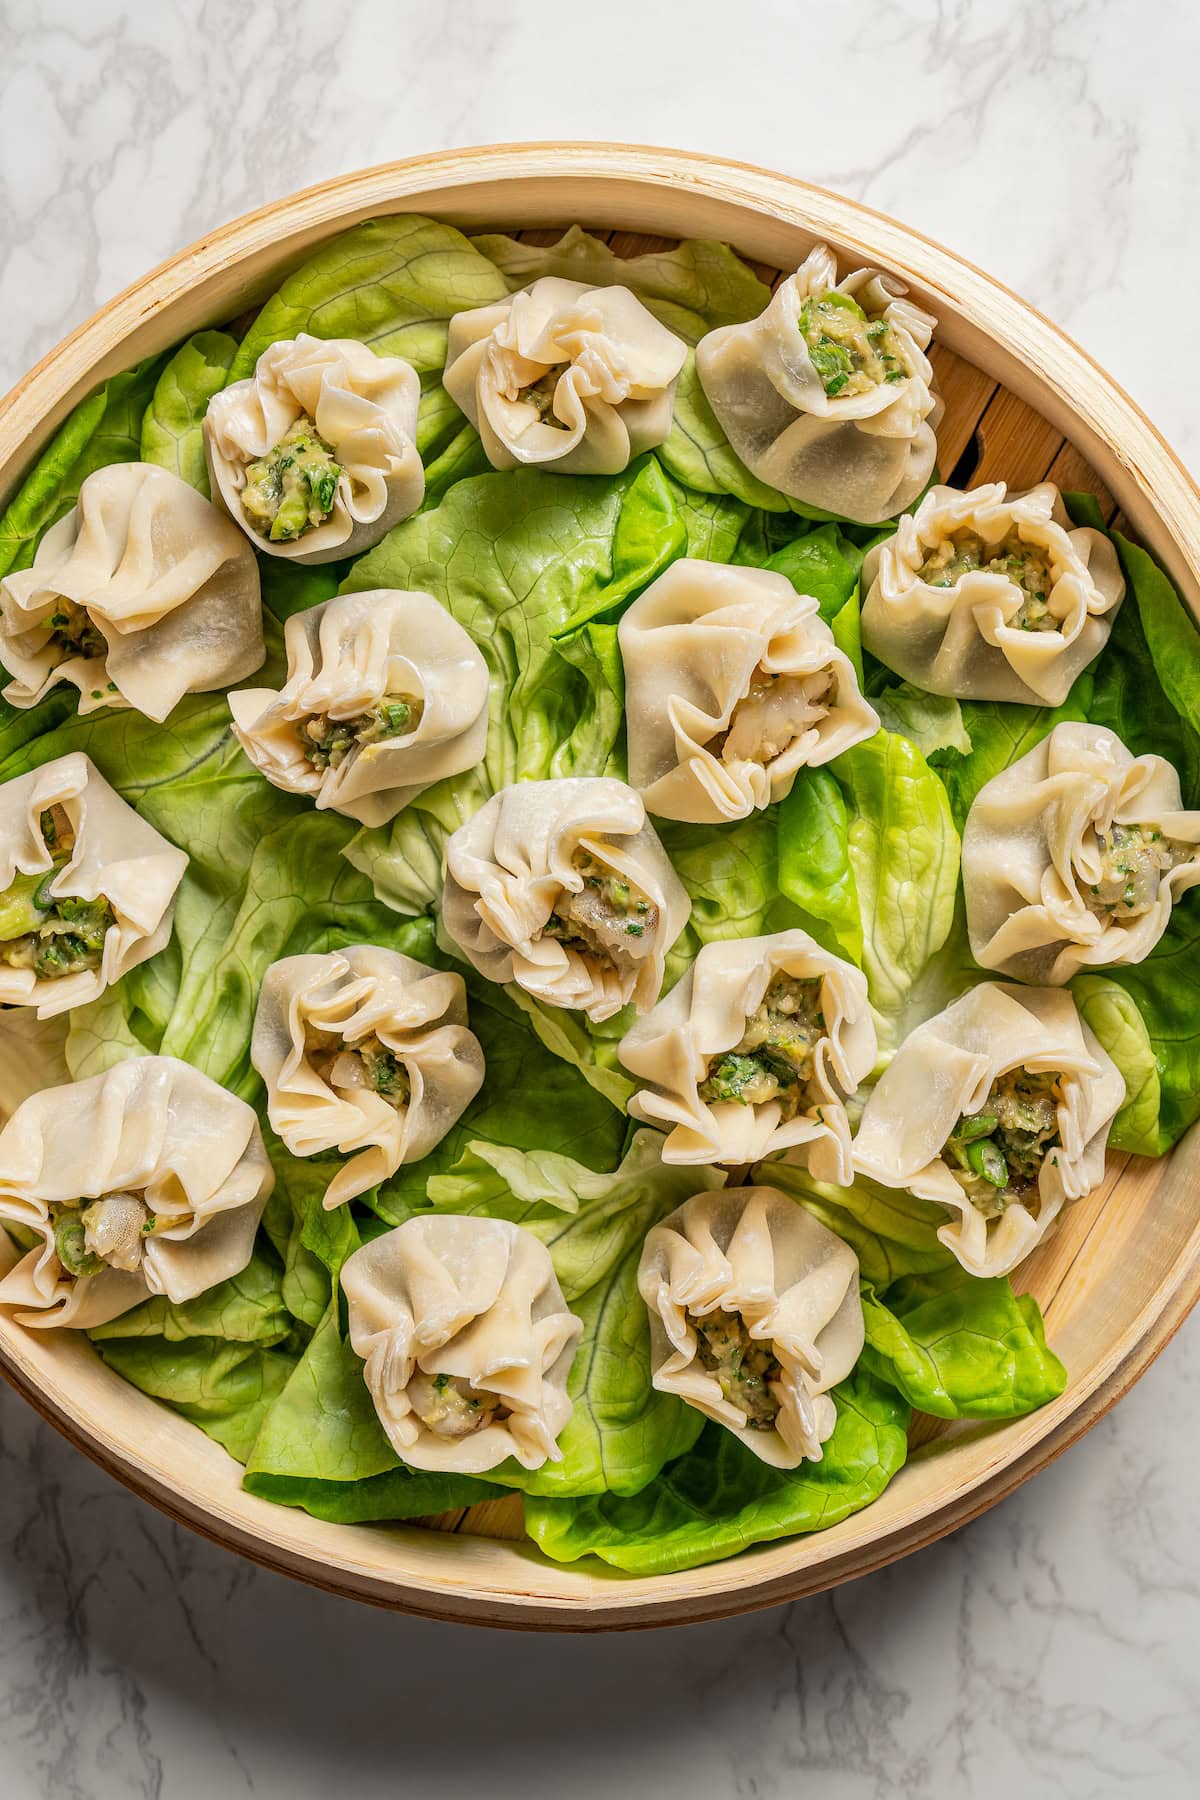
[{"xmin": 2, "ymin": 1, "xmax": 1199, "ymax": 1795}]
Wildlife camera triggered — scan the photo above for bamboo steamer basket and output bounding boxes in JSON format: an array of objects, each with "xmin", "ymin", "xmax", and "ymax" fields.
[{"xmin": 0, "ymin": 144, "xmax": 1197, "ymax": 1631}]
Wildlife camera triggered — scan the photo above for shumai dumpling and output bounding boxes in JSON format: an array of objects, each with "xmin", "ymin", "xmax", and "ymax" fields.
[
  {"xmin": 341, "ymin": 1215, "xmax": 582, "ymax": 1474},
  {"xmin": 0, "ymin": 1013, "xmax": 70, "ymax": 1126},
  {"xmin": 443, "ymin": 277, "xmax": 687, "ymax": 476},
  {"xmin": 964, "ymin": 722, "xmax": 1200, "ymax": 984},
  {"xmin": 251, "ymin": 946, "xmax": 485, "ymax": 1210},
  {"xmin": 861, "ymin": 482, "xmax": 1125, "ymax": 704},
  {"xmin": 204, "ymin": 333, "xmax": 425, "ymax": 564},
  {"xmin": 441, "ymin": 777, "xmax": 690, "ymax": 1023},
  {"xmin": 0, "ymin": 462, "xmax": 263, "ymax": 720},
  {"xmin": 638, "ymin": 1186, "xmax": 863, "ymax": 1469},
  {"xmin": 852, "ymin": 983, "xmax": 1124, "ymax": 1278},
  {"xmin": 619, "ymin": 559, "xmax": 879, "ymax": 823},
  {"xmin": 228, "ymin": 589, "xmax": 489, "ymax": 827},
  {"xmin": 696, "ymin": 243, "xmax": 941, "ymax": 523},
  {"xmin": 0, "ymin": 1056, "xmax": 273, "ymax": 1329},
  {"xmin": 620, "ymin": 930, "xmax": 876, "ymax": 1180},
  {"xmin": 0, "ymin": 752, "xmax": 187, "ymax": 1018}
]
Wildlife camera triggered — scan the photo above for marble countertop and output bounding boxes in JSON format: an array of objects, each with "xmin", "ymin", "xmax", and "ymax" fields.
[{"xmin": 2, "ymin": 1, "xmax": 1199, "ymax": 1795}]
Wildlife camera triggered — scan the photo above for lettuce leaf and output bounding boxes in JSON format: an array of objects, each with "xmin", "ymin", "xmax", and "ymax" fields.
[
  {"xmin": 140, "ymin": 330, "xmax": 238, "ymax": 496},
  {"xmin": 524, "ymin": 1365, "xmax": 910, "ymax": 1575},
  {"xmin": 764, "ymin": 1158, "xmax": 957, "ymax": 1287},
  {"xmin": 860, "ymin": 1268, "xmax": 1066, "ymax": 1419},
  {"xmin": 93, "ymin": 1338, "xmax": 296, "ymax": 1463},
  {"xmin": 1071, "ymin": 973, "xmax": 1163, "ymax": 1155}
]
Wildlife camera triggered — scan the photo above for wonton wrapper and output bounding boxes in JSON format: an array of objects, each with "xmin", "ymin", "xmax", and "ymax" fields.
[
  {"xmin": 638, "ymin": 1186, "xmax": 863, "ymax": 1469},
  {"xmin": 443, "ymin": 277, "xmax": 687, "ymax": 476},
  {"xmin": 228, "ymin": 589, "xmax": 489, "ymax": 827},
  {"xmin": 442, "ymin": 776, "xmax": 691, "ymax": 1023},
  {"xmin": 619, "ymin": 559, "xmax": 880, "ymax": 823},
  {"xmin": 0, "ymin": 1055, "xmax": 273, "ymax": 1329},
  {"xmin": 0, "ymin": 1013, "xmax": 70, "ymax": 1126},
  {"xmin": 696, "ymin": 244, "xmax": 941, "ymax": 523},
  {"xmin": 341, "ymin": 1215, "xmax": 582, "ymax": 1475},
  {"xmin": 964, "ymin": 722, "xmax": 1200, "ymax": 984},
  {"xmin": 0, "ymin": 462, "xmax": 263, "ymax": 721},
  {"xmin": 252, "ymin": 946, "xmax": 485, "ymax": 1210},
  {"xmin": 620, "ymin": 930, "xmax": 876, "ymax": 1179},
  {"xmin": 0, "ymin": 752, "xmax": 188, "ymax": 1018},
  {"xmin": 205, "ymin": 333, "xmax": 425, "ymax": 564},
  {"xmin": 861, "ymin": 482, "xmax": 1125, "ymax": 705},
  {"xmin": 852, "ymin": 983, "xmax": 1124, "ymax": 1278}
]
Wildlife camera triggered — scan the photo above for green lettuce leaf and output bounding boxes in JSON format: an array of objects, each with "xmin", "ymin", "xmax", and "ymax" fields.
[
  {"xmin": 1071, "ymin": 973, "xmax": 1163, "ymax": 1155},
  {"xmin": 860, "ymin": 1268, "xmax": 1066, "ymax": 1419},
  {"xmin": 140, "ymin": 331, "xmax": 238, "ymax": 495},
  {"xmin": 873, "ymin": 681, "xmax": 972, "ymax": 757},
  {"xmin": 241, "ymin": 1464, "xmax": 500, "ymax": 1524},
  {"xmin": 93, "ymin": 1337, "xmax": 296, "ymax": 1462},
  {"xmin": 764, "ymin": 1158, "xmax": 957, "ymax": 1287},
  {"xmin": 524, "ymin": 1365, "xmax": 910, "ymax": 1575},
  {"xmin": 87, "ymin": 1248, "xmax": 292, "ymax": 1346}
]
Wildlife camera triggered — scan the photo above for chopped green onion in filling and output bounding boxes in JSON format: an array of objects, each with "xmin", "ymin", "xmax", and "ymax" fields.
[
  {"xmin": 798, "ymin": 290, "xmax": 909, "ymax": 398},
  {"xmin": 44, "ymin": 597, "xmax": 106, "ymax": 662},
  {"xmin": 0, "ymin": 805, "xmax": 114, "ymax": 981},
  {"xmin": 917, "ymin": 531, "xmax": 1058, "ymax": 630},
  {"xmin": 306, "ymin": 1027, "xmax": 412, "ymax": 1112},
  {"xmin": 543, "ymin": 849, "xmax": 658, "ymax": 970},
  {"xmin": 691, "ymin": 1308, "xmax": 782, "ymax": 1430},
  {"xmin": 711, "ymin": 664, "xmax": 835, "ymax": 768},
  {"xmin": 698, "ymin": 973, "xmax": 825, "ymax": 1123},
  {"xmin": 299, "ymin": 695, "xmax": 423, "ymax": 774},
  {"xmin": 49, "ymin": 1190, "xmax": 155, "ymax": 1280},
  {"xmin": 1088, "ymin": 822, "xmax": 1195, "ymax": 918},
  {"xmin": 241, "ymin": 415, "xmax": 343, "ymax": 543},
  {"xmin": 943, "ymin": 1067, "xmax": 1063, "ymax": 1220},
  {"xmin": 407, "ymin": 1368, "xmax": 511, "ymax": 1439},
  {"xmin": 516, "ymin": 361, "xmax": 571, "ymax": 428}
]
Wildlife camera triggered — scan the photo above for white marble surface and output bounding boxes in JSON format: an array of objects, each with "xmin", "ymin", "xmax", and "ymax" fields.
[{"xmin": 1, "ymin": 0, "xmax": 1199, "ymax": 1794}]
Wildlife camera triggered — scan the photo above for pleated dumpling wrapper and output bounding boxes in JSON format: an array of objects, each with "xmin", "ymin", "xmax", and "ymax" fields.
[
  {"xmin": 0, "ymin": 752, "xmax": 187, "ymax": 1019},
  {"xmin": 204, "ymin": 333, "xmax": 424, "ymax": 565},
  {"xmin": 0, "ymin": 462, "xmax": 263, "ymax": 721},
  {"xmin": 620, "ymin": 930, "xmax": 876, "ymax": 1180},
  {"xmin": 638, "ymin": 1186, "xmax": 863, "ymax": 1469},
  {"xmin": 340, "ymin": 1215, "xmax": 582, "ymax": 1474},
  {"xmin": 695, "ymin": 243, "xmax": 941, "ymax": 524},
  {"xmin": 228, "ymin": 590, "xmax": 489, "ymax": 827},
  {"xmin": 442, "ymin": 776, "xmax": 691, "ymax": 1023},
  {"xmin": 251, "ymin": 946, "xmax": 485, "ymax": 1210},
  {"xmin": 0, "ymin": 1056, "xmax": 273, "ymax": 1330},
  {"xmin": 860, "ymin": 482, "xmax": 1125, "ymax": 705},
  {"xmin": 443, "ymin": 277, "xmax": 687, "ymax": 476},
  {"xmin": 619, "ymin": 558, "xmax": 880, "ymax": 823},
  {"xmin": 852, "ymin": 983, "xmax": 1124, "ymax": 1279},
  {"xmin": 964, "ymin": 722, "xmax": 1200, "ymax": 984}
]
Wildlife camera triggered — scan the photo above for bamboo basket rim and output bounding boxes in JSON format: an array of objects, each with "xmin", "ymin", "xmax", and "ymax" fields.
[{"xmin": 0, "ymin": 142, "xmax": 1197, "ymax": 1630}]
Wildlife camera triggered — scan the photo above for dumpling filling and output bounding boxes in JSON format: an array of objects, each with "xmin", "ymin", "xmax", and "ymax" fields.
[
  {"xmin": 698, "ymin": 973, "xmax": 825, "ymax": 1123},
  {"xmin": 241, "ymin": 416, "xmax": 342, "ymax": 543},
  {"xmin": 0, "ymin": 804, "xmax": 115, "ymax": 980},
  {"xmin": 1086, "ymin": 822, "xmax": 1195, "ymax": 918},
  {"xmin": 306, "ymin": 1027, "xmax": 412, "ymax": 1110},
  {"xmin": 942, "ymin": 1066, "xmax": 1063, "ymax": 1220},
  {"xmin": 407, "ymin": 1369, "xmax": 511, "ymax": 1439},
  {"xmin": 298, "ymin": 695, "xmax": 424, "ymax": 774},
  {"xmin": 515, "ymin": 361, "xmax": 571, "ymax": 427},
  {"xmin": 712, "ymin": 665, "xmax": 835, "ymax": 768},
  {"xmin": 49, "ymin": 1190, "xmax": 156, "ymax": 1280},
  {"xmin": 798, "ymin": 291, "xmax": 909, "ymax": 398},
  {"xmin": 542, "ymin": 849, "xmax": 659, "ymax": 974},
  {"xmin": 43, "ymin": 597, "xmax": 107, "ymax": 664},
  {"xmin": 690, "ymin": 1308, "xmax": 782, "ymax": 1431},
  {"xmin": 917, "ymin": 531, "xmax": 1058, "ymax": 631}
]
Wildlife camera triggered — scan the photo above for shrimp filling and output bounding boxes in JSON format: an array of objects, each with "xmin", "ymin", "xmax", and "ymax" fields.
[
  {"xmin": 298, "ymin": 695, "xmax": 423, "ymax": 774},
  {"xmin": 918, "ymin": 531, "xmax": 1058, "ymax": 631},
  {"xmin": 699, "ymin": 973, "xmax": 826, "ymax": 1123},
  {"xmin": 306, "ymin": 1027, "xmax": 412, "ymax": 1110},
  {"xmin": 1085, "ymin": 822, "xmax": 1194, "ymax": 919},
  {"xmin": 407, "ymin": 1369, "xmax": 511, "ymax": 1439},
  {"xmin": 690, "ymin": 1308, "xmax": 782, "ymax": 1431},
  {"xmin": 943, "ymin": 1066, "xmax": 1064, "ymax": 1220},
  {"xmin": 542, "ymin": 849, "xmax": 659, "ymax": 974},
  {"xmin": 712, "ymin": 665, "xmax": 835, "ymax": 768},
  {"xmin": 241, "ymin": 415, "xmax": 342, "ymax": 543},
  {"xmin": 48, "ymin": 1190, "xmax": 158, "ymax": 1280},
  {"xmin": 798, "ymin": 290, "xmax": 909, "ymax": 398},
  {"xmin": 0, "ymin": 804, "xmax": 114, "ymax": 980}
]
